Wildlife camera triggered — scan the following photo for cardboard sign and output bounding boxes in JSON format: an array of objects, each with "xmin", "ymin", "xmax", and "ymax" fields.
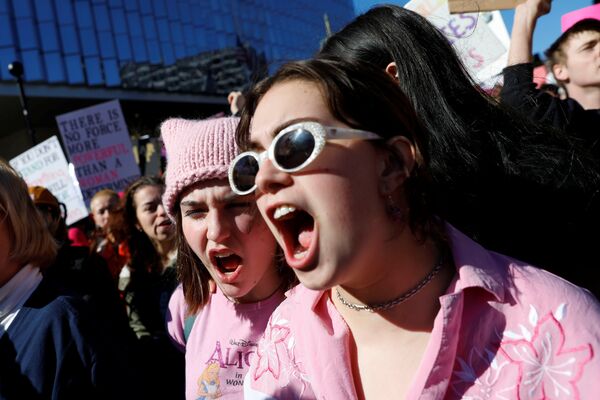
[
  {"xmin": 405, "ymin": 0, "xmax": 509, "ymax": 86},
  {"xmin": 10, "ymin": 136, "xmax": 89, "ymax": 225},
  {"xmin": 56, "ymin": 99, "xmax": 140, "ymax": 205},
  {"xmin": 448, "ymin": 0, "xmax": 525, "ymax": 14}
]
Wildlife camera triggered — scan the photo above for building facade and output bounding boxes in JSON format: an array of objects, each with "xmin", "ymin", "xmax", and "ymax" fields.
[{"xmin": 0, "ymin": 0, "xmax": 355, "ymax": 160}]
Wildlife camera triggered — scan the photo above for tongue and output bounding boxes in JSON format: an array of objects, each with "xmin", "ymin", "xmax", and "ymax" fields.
[
  {"xmin": 220, "ymin": 256, "xmax": 240, "ymax": 272},
  {"xmin": 298, "ymin": 227, "xmax": 314, "ymax": 250}
]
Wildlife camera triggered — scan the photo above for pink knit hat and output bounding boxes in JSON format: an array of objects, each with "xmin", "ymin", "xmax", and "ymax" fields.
[
  {"xmin": 161, "ymin": 117, "xmax": 240, "ymax": 219},
  {"xmin": 561, "ymin": 4, "xmax": 600, "ymax": 32}
]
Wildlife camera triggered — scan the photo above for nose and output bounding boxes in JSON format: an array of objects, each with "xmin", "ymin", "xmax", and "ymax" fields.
[
  {"xmin": 157, "ymin": 203, "xmax": 167, "ymax": 217},
  {"xmin": 255, "ymin": 158, "xmax": 293, "ymax": 194},
  {"xmin": 206, "ymin": 209, "xmax": 231, "ymax": 243}
]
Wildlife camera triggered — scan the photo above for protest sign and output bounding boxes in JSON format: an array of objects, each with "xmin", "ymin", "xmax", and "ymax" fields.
[
  {"xmin": 448, "ymin": 0, "xmax": 525, "ymax": 14},
  {"xmin": 10, "ymin": 136, "xmax": 88, "ymax": 225},
  {"xmin": 56, "ymin": 100, "xmax": 140, "ymax": 205},
  {"xmin": 405, "ymin": 0, "xmax": 509, "ymax": 86}
]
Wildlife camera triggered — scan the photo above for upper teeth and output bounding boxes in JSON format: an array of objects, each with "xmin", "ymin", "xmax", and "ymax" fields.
[
  {"xmin": 274, "ymin": 205, "xmax": 296, "ymax": 220},
  {"xmin": 215, "ymin": 251, "xmax": 233, "ymax": 258}
]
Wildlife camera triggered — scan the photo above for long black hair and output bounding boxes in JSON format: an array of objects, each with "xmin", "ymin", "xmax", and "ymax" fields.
[
  {"xmin": 318, "ymin": 5, "xmax": 597, "ymax": 191},
  {"xmin": 315, "ymin": 6, "xmax": 600, "ymax": 272}
]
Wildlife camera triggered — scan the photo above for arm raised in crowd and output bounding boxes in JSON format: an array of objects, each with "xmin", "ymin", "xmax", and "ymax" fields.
[{"xmin": 507, "ymin": 0, "xmax": 552, "ymax": 66}]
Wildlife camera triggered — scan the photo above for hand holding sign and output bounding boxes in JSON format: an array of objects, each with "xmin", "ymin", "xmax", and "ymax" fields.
[{"xmin": 448, "ymin": 0, "xmax": 527, "ymax": 14}]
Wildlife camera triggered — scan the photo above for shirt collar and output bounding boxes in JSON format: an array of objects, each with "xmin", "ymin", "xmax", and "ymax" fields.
[{"xmin": 445, "ymin": 222, "xmax": 507, "ymax": 302}]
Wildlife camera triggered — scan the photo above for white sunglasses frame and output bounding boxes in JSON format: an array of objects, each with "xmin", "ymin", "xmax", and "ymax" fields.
[{"xmin": 228, "ymin": 121, "xmax": 380, "ymax": 196}]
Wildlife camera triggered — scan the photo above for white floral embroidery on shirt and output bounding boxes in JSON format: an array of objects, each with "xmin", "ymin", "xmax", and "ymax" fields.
[
  {"xmin": 502, "ymin": 304, "xmax": 593, "ymax": 400},
  {"xmin": 254, "ymin": 312, "xmax": 290, "ymax": 381},
  {"xmin": 452, "ymin": 347, "xmax": 516, "ymax": 400},
  {"xmin": 252, "ymin": 309, "xmax": 312, "ymax": 397}
]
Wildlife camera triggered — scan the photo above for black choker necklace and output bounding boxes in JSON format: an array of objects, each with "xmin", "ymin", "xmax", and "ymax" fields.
[{"xmin": 335, "ymin": 258, "xmax": 444, "ymax": 312}]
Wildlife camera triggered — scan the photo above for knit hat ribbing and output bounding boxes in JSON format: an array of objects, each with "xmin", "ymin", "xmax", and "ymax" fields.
[{"xmin": 161, "ymin": 117, "xmax": 240, "ymax": 219}]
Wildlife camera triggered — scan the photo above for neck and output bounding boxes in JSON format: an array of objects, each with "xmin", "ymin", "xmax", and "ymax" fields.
[
  {"xmin": 566, "ymin": 84, "xmax": 600, "ymax": 110},
  {"xmin": 153, "ymin": 237, "xmax": 177, "ymax": 266},
  {"xmin": 333, "ymin": 229, "xmax": 455, "ymax": 330}
]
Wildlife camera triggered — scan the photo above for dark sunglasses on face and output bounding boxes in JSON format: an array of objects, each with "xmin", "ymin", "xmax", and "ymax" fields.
[{"xmin": 228, "ymin": 121, "xmax": 381, "ymax": 196}]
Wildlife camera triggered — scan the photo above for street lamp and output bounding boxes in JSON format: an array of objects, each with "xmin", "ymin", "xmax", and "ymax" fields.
[{"xmin": 8, "ymin": 60, "xmax": 37, "ymax": 145}]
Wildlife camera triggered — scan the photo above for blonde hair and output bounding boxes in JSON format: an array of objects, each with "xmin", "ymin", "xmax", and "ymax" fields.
[
  {"xmin": 90, "ymin": 188, "xmax": 119, "ymax": 210},
  {"xmin": 0, "ymin": 159, "xmax": 57, "ymax": 269}
]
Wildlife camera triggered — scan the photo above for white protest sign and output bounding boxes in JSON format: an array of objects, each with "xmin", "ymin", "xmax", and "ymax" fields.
[
  {"xmin": 405, "ymin": 0, "xmax": 508, "ymax": 86},
  {"xmin": 56, "ymin": 100, "xmax": 140, "ymax": 205},
  {"xmin": 9, "ymin": 136, "xmax": 88, "ymax": 225}
]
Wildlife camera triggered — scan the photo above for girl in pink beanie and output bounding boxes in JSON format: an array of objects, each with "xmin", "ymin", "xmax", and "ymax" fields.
[{"xmin": 161, "ymin": 116, "xmax": 295, "ymax": 399}]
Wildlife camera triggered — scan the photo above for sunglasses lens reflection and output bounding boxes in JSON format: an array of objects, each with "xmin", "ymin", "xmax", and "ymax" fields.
[
  {"xmin": 275, "ymin": 129, "xmax": 315, "ymax": 170},
  {"xmin": 233, "ymin": 155, "xmax": 259, "ymax": 192}
]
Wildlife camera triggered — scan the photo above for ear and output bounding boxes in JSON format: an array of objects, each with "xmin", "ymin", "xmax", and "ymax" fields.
[
  {"xmin": 377, "ymin": 136, "xmax": 416, "ymax": 196},
  {"xmin": 385, "ymin": 62, "xmax": 400, "ymax": 83},
  {"xmin": 552, "ymin": 63, "xmax": 569, "ymax": 82}
]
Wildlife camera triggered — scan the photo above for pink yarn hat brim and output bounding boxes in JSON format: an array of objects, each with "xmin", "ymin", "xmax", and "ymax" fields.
[{"xmin": 561, "ymin": 4, "xmax": 600, "ymax": 32}]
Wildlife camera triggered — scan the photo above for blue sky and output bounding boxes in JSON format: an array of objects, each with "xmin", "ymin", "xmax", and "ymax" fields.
[{"xmin": 352, "ymin": 0, "xmax": 595, "ymax": 57}]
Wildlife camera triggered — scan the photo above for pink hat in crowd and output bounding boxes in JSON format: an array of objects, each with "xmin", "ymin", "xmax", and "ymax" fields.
[
  {"xmin": 561, "ymin": 4, "xmax": 600, "ymax": 32},
  {"xmin": 160, "ymin": 117, "xmax": 240, "ymax": 219}
]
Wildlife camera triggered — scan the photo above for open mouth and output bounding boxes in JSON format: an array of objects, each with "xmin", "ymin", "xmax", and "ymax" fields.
[
  {"xmin": 212, "ymin": 252, "xmax": 243, "ymax": 276},
  {"xmin": 272, "ymin": 204, "xmax": 316, "ymax": 268}
]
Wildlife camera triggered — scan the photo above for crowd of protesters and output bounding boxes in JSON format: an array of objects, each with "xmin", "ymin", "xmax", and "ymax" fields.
[{"xmin": 1, "ymin": 1, "xmax": 600, "ymax": 399}]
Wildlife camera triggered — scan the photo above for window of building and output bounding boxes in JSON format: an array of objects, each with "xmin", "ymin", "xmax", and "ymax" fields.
[
  {"xmin": 84, "ymin": 56, "xmax": 103, "ymax": 84},
  {"xmin": 39, "ymin": 22, "xmax": 59, "ymax": 51},
  {"xmin": 110, "ymin": 8, "xmax": 127, "ymax": 35},
  {"xmin": 98, "ymin": 31, "xmax": 116, "ymax": 58},
  {"xmin": 59, "ymin": 24, "xmax": 80, "ymax": 54},
  {"xmin": 126, "ymin": 12, "xmax": 142, "ymax": 36},
  {"xmin": 147, "ymin": 39, "xmax": 161, "ymax": 63},
  {"xmin": 93, "ymin": 4, "xmax": 111, "ymax": 31},
  {"xmin": 74, "ymin": 1, "xmax": 93, "ymax": 28},
  {"xmin": 0, "ymin": 46, "xmax": 17, "ymax": 80},
  {"xmin": 79, "ymin": 28, "xmax": 99, "ymax": 56},
  {"xmin": 143, "ymin": 16, "xmax": 157, "ymax": 39},
  {"xmin": 65, "ymin": 54, "xmax": 84, "ymax": 83},
  {"xmin": 15, "ymin": 18, "xmax": 38, "ymax": 50},
  {"xmin": 115, "ymin": 33, "xmax": 132, "ymax": 61},
  {"xmin": 131, "ymin": 36, "xmax": 148, "ymax": 62},
  {"xmin": 34, "ymin": 0, "xmax": 54, "ymax": 22},
  {"xmin": 160, "ymin": 42, "xmax": 174, "ymax": 65},
  {"xmin": 0, "ymin": 14, "xmax": 13, "ymax": 47},
  {"xmin": 22, "ymin": 49, "xmax": 45, "ymax": 81},
  {"xmin": 44, "ymin": 51, "xmax": 66, "ymax": 82},
  {"xmin": 152, "ymin": 0, "xmax": 166, "ymax": 17},
  {"xmin": 103, "ymin": 58, "xmax": 120, "ymax": 86},
  {"xmin": 12, "ymin": 0, "xmax": 33, "ymax": 18}
]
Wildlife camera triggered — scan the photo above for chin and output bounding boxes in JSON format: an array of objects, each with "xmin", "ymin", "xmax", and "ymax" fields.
[{"xmin": 294, "ymin": 267, "xmax": 337, "ymax": 292}]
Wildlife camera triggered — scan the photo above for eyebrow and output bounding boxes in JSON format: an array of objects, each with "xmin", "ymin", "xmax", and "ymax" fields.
[
  {"xmin": 248, "ymin": 117, "xmax": 327, "ymax": 151},
  {"xmin": 179, "ymin": 192, "xmax": 248, "ymax": 208},
  {"xmin": 577, "ymin": 38, "xmax": 599, "ymax": 51}
]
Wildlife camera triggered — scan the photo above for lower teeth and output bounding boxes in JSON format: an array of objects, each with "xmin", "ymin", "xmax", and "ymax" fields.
[{"xmin": 294, "ymin": 249, "xmax": 307, "ymax": 259}]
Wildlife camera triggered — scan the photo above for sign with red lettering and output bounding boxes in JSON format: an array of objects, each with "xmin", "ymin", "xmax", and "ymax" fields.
[
  {"xmin": 10, "ymin": 136, "xmax": 88, "ymax": 225},
  {"xmin": 56, "ymin": 100, "xmax": 140, "ymax": 205},
  {"xmin": 448, "ymin": 0, "xmax": 525, "ymax": 14}
]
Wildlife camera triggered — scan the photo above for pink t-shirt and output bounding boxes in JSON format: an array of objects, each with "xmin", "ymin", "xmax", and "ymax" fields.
[
  {"xmin": 244, "ymin": 224, "xmax": 600, "ymax": 399},
  {"xmin": 167, "ymin": 285, "xmax": 285, "ymax": 399}
]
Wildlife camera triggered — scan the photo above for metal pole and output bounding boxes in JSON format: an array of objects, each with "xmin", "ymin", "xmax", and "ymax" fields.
[{"xmin": 8, "ymin": 61, "xmax": 37, "ymax": 145}]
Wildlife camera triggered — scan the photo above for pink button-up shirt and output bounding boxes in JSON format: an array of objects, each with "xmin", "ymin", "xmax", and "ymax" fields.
[{"xmin": 245, "ymin": 224, "xmax": 600, "ymax": 399}]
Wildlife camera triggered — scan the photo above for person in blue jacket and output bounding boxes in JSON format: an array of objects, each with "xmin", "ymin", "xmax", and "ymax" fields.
[{"xmin": 0, "ymin": 159, "xmax": 142, "ymax": 400}]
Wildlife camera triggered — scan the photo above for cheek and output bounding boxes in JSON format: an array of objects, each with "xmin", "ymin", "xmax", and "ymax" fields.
[
  {"xmin": 233, "ymin": 207, "xmax": 263, "ymax": 234},
  {"xmin": 243, "ymin": 222, "xmax": 277, "ymax": 266},
  {"xmin": 182, "ymin": 220, "xmax": 208, "ymax": 260}
]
